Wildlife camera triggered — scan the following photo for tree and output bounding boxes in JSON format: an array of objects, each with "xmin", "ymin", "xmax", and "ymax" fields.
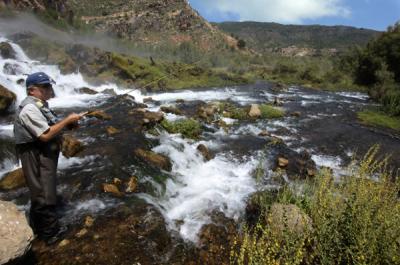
[{"xmin": 237, "ymin": 39, "xmax": 246, "ymax": 49}]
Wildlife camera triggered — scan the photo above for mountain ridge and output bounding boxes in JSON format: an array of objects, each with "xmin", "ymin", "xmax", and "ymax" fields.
[{"xmin": 215, "ymin": 21, "xmax": 381, "ymax": 53}]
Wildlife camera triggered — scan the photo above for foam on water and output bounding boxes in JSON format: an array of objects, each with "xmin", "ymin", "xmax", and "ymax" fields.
[
  {"xmin": 0, "ymin": 124, "xmax": 13, "ymax": 138},
  {"xmin": 58, "ymin": 155, "xmax": 98, "ymax": 171},
  {"xmin": 0, "ymin": 159, "xmax": 19, "ymax": 180},
  {"xmin": 74, "ymin": 198, "xmax": 108, "ymax": 213},
  {"xmin": 0, "ymin": 36, "xmax": 142, "ymax": 109},
  {"xmin": 336, "ymin": 92, "xmax": 369, "ymax": 100},
  {"xmin": 144, "ymin": 133, "xmax": 258, "ymax": 242},
  {"xmin": 151, "ymin": 88, "xmax": 255, "ymax": 105}
]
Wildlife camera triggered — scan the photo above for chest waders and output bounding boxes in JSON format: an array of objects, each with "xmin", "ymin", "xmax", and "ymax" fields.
[{"xmin": 14, "ymin": 96, "xmax": 62, "ymax": 239}]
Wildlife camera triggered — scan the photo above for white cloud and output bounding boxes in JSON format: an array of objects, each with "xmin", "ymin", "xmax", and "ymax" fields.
[{"xmin": 191, "ymin": 0, "xmax": 351, "ymax": 23}]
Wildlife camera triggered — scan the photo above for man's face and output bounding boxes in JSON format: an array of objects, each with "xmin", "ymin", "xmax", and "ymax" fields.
[{"xmin": 30, "ymin": 84, "xmax": 55, "ymax": 101}]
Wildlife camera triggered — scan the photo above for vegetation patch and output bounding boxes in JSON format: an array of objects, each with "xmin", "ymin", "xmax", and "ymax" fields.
[
  {"xmin": 358, "ymin": 110, "xmax": 400, "ymax": 131},
  {"xmin": 160, "ymin": 119, "xmax": 202, "ymax": 139},
  {"xmin": 259, "ymin": 104, "xmax": 285, "ymax": 119},
  {"xmin": 231, "ymin": 146, "xmax": 400, "ymax": 265}
]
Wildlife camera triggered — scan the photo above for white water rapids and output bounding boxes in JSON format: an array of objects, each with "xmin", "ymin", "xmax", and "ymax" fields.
[
  {"xmin": 0, "ymin": 36, "xmax": 262, "ymax": 242},
  {"xmin": 0, "ymin": 36, "xmax": 370, "ymax": 242}
]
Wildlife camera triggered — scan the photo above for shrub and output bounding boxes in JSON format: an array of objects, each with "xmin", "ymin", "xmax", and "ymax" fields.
[
  {"xmin": 231, "ymin": 146, "xmax": 400, "ymax": 265},
  {"xmin": 160, "ymin": 119, "xmax": 202, "ymax": 139},
  {"xmin": 358, "ymin": 109, "xmax": 400, "ymax": 130},
  {"xmin": 259, "ymin": 104, "xmax": 285, "ymax": 119}
]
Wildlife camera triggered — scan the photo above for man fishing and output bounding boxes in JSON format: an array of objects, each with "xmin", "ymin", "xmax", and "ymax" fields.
[{"xmin": 14, "ymin": 72, "xmax": 84, "ymax": 245}]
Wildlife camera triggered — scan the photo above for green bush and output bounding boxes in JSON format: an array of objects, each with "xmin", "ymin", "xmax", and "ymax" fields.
[
  {"xmin": 358, "ymin": 109, "xmax": 400, "ymax": 130},
  {"xmin": 231, "ymin": 146, "xmax": 400, "ymax": 265},
  {"xmin": 259, "ymin": 104, "xmax": 285, "ymax": 119},
  {"xmin": 160, "ymin": 119, "xmax": 202, "ymax": 139}
]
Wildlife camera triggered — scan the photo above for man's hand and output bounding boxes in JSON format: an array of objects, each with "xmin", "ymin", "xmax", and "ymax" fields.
[
  {"xmin": 39, "ymin": 112, "xmax": 84, "ymax": 142},
  {"xmin": 66, "ymin": 113, "xmax": 83, "ymax": 124}
]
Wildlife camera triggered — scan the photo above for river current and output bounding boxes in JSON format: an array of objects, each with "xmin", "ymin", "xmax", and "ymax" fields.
[{"xmin": 1, "ymin": 35, "xmax": 399, "ymax": 243}]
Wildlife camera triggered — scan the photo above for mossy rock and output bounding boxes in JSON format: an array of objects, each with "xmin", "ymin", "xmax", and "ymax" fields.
[
  {"xmin": 133, "ymin": 148, "xmax": 172, "ymax": 172},
  {"xmin": 161, "ymin": 118, "xmax": 202, "ymax": 139},
  {"xmin": 259, "ymin": 104, "xmax": 285, "ymax": 119},
  {"xmin": 0, "ymin": 168, "xmax": 25, "ymax": 190}
]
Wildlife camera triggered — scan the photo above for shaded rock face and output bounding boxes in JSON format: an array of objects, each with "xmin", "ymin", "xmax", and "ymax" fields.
[
  {"xmin": 31, "ymin": 203, "xmax": 197, "ymax": 265},
  {"xmin": 0, "ymin": 42, "xmax": 16, "ymax": 59},
  {"xmin": 0, "ymin": 168, "xmax": 25, "ymax": 190},
  {"xmin": 0, "ymin": 200, "xmax": 34, "ymax": 264},
  {"xmin": 0, "ymin": 84, "xmax": 17, "ymax": 113},
  {"xmin": 198, "ymin": 211, "xmax": 237, "ymax": 265},
  {"xmin": 134, "ymin": 148, "xmax": 172, "ymax": 172}
]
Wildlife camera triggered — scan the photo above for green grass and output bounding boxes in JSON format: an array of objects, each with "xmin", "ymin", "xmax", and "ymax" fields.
[
  {"xmin": 358, "ymin": 110, "xmax": 400, "ymax": 131},
  {"xmin": 231, "ymin": 146, "xmax": 400, "ymax": 265},
  {"xmin": 259, "ymin": 104, "xmax": 285, "ymax": 119},
  {"xmin": 160, "ymin": 119, "xmax": 202, "ymax": 139}
]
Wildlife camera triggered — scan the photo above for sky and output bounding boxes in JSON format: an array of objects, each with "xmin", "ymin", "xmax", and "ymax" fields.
[{"xmin": 189, "ymin": 0, "xmax": 400, "ymax": 31}]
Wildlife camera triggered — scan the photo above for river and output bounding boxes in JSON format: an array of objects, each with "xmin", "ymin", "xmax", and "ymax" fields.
[{"xmin": 0, "ymin": 35, "xmax": 399, "ymax": 264}]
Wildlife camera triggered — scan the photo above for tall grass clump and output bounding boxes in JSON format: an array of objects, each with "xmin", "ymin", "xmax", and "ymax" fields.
[{"xmin": 231, "ymin": 146, "xmax": 400, "ymax": 265}]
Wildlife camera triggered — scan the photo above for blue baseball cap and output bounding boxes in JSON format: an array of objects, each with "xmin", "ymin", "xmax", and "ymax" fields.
[{"xmin": 26, "ymin": 72, "xmax": 56, "ymax": 89}]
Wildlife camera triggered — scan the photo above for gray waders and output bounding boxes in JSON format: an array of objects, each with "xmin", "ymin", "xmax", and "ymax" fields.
[{"xmin": 14, "ymin": 96, "xmax": 62, "ymax": 239}]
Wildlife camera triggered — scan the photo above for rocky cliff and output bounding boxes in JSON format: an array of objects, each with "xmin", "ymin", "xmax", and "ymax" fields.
[{"xmin": 0, "ymin": 0, "xmax": 237, "ymax": 51}]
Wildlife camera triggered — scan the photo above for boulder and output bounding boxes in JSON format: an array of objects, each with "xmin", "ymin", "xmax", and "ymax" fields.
[
  {"xmin": 267, "ymin": 203, "xmax": 312, "ymax": 236},
  {"xmin": 197, "ymin": 103, "xmax": 219, "ymax": 120},
  {"xmin": 160, "ymin": 105, "xmax": 182, "ymax": 115},
  {"xmin": 273, "ymin": 97, "xmax": 283, "ymax": 106},
  {"xmin": 130, "ymin": 109, "xmax": 164, "ymax": 126},
  {"xmin": 113, "ymin": 178, "xmax": 122, "ymax": 185},
  {"xmin": 0, "ymin": 168, "xmax": 25, "ymax": 190},
  {"xmin": 258, "ymin": 130, "xmax": 271, "ymax": 137},
  {"xmin": 278, "ymin": 157, "xmax": 289, "ymax": 167},
  {"xmin": 0, "ymin": 200, "xmax": 34, "ymax": 264},
  {"xmin": 61, "ymin": 135, "xmax": 84, "ymax": 158},
  {"xmin": 125, "ymin": 176, "xmax": 138, "ymax": 193},
  {"xmin": 134, "ymin": 148, "xmax": 172, "ymax": 171},
  {"xmin": 248, "ymin": 104, "xmax": 261, "ymax": 118},
  {"xmin": 3, "ymin": 63, "xmax": 23, "ymax": 75},
  {"xmin": 86, "ymin": 110, "xmax": 112, "ymax": 120},
  {"xmin": 106, "ymin": 126, "xmax": 120, "ymax": 136},
  {"xmin": 102, "ymin": 88, "xmax": 117, "ymax": 96},
  {"xmin": 0, "ymin": 42, "xmax": 16, "ymax": 59},
  {"xmin": 58, "ymin": 239, "xmax": 70, "ymax": 248},
  {"xmin": 75, "ymin": 87, "xmax": 98, "ymax": 95},
  {"xmin": 0, "ymin": 84, "xmax": 16, "ymax": 113},
  {"xmin": 102, "ymin": 183, "xmax": 123, "ymax": 197},
  {"xmin": 290, "ymin": 111, "xmax": 301, "ymax": 117},
  {"xmin": 84, "ymin": 216, "xmax": 94, "ymax": 228},
  {"xmin": 274, "ymin": 150, "xmax": 316, "ymax": 179},
  {"xmin": 143, "ymin": 97, "xmax": 154, "ymax": 103},
  {"xmin": 197, "ymin": 144, "xmax": 213, "ymax": 161},
  {"xmin": 75, "ymin": 228, "xmax": 88, "ymax": 238}
]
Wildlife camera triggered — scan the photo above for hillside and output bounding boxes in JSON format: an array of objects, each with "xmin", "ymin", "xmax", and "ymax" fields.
[
  {"xmin": 0, "ymin": 0, "xmax": 238, "ymax": 52},
  {"xmin": 215, "ymin": 21, "xmax": 381, "ymax": 53}
]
